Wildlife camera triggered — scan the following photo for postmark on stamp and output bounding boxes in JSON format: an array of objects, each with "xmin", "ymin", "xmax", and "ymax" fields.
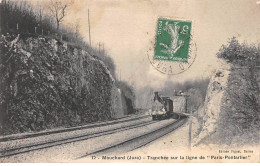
[{"xmin": 148, "ymin": 17, "xmax": 196, "ymax": 75}]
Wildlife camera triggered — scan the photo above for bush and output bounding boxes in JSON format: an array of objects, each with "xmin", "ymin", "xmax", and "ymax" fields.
[
  {"xmin": 0, "ymin": 1, "xmax": 117, "ymax": 78},
  {"xmin": 217, "ymin": 37, "xmax": 260, "ymax": 66},
  {"xmin": 215, "ymin": 37, "xmax": 260, "ymax": 146}
]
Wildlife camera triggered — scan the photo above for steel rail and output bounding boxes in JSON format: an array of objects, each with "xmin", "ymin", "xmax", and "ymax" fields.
[
  {"xmin": 78, "ymin": 117, "xmax": 187, "ymax": 159},
  {"xmin": 0, "ymin": 114, "xmax": 149, "ymax": 142},
  {"xmin": 0, "ymin": 118, "xmax": 156, "ymax": 158}
]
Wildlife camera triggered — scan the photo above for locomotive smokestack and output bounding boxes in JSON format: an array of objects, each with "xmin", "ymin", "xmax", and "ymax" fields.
[{"xmin": 154, "ymin": 92, "xmax": 160, "ymax": 102}]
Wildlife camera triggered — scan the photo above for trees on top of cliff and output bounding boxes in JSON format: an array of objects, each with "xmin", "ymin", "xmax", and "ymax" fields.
[
  {"xmin": 48, "ymin": 0, "xmax": 74, "ymax": 32},
  {"xmin": 0, "ymin": 0, "xmax": 117, "ymax": 80},
  {"xmin": 1, "ymin": 0, "xmax": 38, "ymax": 34},
  {"xmin": 1, "ymin": 0, "xmax": 75, "ymax": 37},
  {"xmin": 217, "ymin": 37, "xmax": 260, "ymax": 66},
  {"xmin": 216, "ymin": 37, "xmax": 260, "ymax": 145},
  {"xmin": 1, "ymin": 0, "xmax": 55, "ymax": 35}
]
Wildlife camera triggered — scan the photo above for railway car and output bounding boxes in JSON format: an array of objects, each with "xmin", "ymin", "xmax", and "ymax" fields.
[{"xmin": 151, "ymin": 92, "xmax": 174, "ymax": 120}]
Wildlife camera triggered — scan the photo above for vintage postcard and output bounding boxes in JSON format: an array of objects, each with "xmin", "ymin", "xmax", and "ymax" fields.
[{"xmin": 0, "ymin": 0, "xmax": 259, "ymax": 163}]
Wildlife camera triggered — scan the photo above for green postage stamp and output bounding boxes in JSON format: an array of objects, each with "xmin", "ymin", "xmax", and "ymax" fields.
[{"xmin": 154, "ymin": 18, "xmax": 192, "ymax": 62}]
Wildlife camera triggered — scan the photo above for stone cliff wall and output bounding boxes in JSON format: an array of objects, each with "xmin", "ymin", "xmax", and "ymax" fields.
[
  {"xmin": 194, "ymin": 61, "xmax": 231, "ymax": 145},
  {"xmin": 0, "ymin": 34, "xmax": 125, "ymax": 134}
]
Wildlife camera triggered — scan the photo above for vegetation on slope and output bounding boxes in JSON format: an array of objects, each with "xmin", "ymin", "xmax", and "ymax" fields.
[{"xmin": 215, "ymin": 37, "xmax": 260, "ymax": 146}]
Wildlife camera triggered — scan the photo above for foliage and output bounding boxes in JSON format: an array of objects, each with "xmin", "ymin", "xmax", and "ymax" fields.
[
  {"xmin": 48, "ymin": 0, "xmax": 70, "ymax": 31},
  {"xmin": 0, "ymin": 0, "xmax": 117, "ymax": 80},
  {"xmin": 217, "ymin": 37, "xmax": 260, "ymax": 66},
  {"xmin": 215, "ymin": 37, "xmax": 260, "ymax": 146}
]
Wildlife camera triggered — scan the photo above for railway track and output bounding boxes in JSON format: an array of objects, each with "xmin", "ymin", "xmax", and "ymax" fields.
[
  {"xmin": 0, "ymin": 115, "xmax": 155, "ymax": 158},
  {"xmin": 78, "ymin": 117, "xmax": 187, "ymax": 159},
  {"xmin": 0, "ymin": 114, "xmax": 149, "ymax": 142}
]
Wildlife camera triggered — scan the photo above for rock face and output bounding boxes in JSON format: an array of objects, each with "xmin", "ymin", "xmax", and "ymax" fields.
[
  {"xmin": 0, "ymin": 34, "xmax": 126, "ymax": 134},
  {"xmin": 111, "ymin": 87, "xmax": 128, "ymax": 118},
  {"xmin": 195, "ymin": 61, "xmax": 231, "ymax": 145}
]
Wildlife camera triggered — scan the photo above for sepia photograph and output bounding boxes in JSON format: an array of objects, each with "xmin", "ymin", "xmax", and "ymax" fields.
[{"xmin": 0, "ymin": 0, "xmax": 259, "ymax": 163}]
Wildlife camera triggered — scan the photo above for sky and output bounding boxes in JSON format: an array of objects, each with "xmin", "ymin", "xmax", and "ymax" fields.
[{"xmin": 59, "ymin": 0, "xmax": 260, "ymax": 89}]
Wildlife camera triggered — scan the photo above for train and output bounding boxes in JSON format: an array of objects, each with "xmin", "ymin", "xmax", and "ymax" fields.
[{"xmin": 151, "ymin": 92, "xmax": 180, "ymax": 120}]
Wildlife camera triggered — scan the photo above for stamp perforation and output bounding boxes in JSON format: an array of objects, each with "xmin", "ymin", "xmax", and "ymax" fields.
[{"xmin": 147, "ymin": 16, "xmax": 197, "ymax": 75}]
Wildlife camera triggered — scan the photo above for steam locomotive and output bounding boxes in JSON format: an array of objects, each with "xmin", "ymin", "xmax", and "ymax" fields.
[{"xmin": 151, "ymin": 92, "xmax": 179, "ymax": 120}]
